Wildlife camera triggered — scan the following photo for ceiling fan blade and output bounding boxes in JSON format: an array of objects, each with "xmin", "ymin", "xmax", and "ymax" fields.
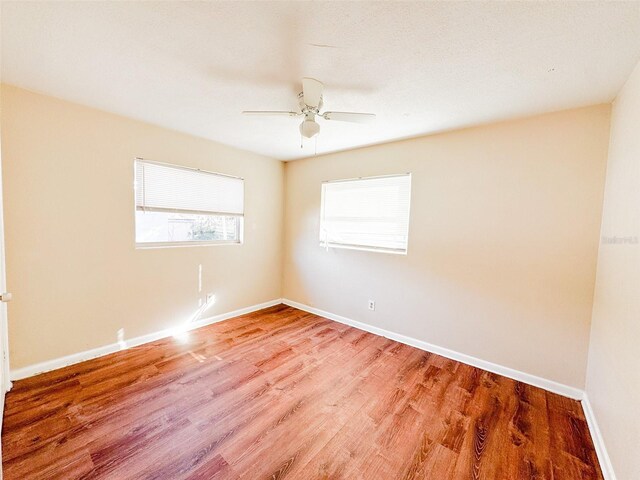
[
  {"xmin": 242, "ymin": 111, "xmax": 300, "ymax": 116},
  {"xmin": 302, "ymin": 78, "xmax": 323, "ymax": 107},
  {"xmin": 322, "ymin": 111, "xmax": 376, "ymax": 124}
]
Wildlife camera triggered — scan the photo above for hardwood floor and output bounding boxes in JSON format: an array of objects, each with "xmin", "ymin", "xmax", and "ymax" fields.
[{"xmin": 2, "ymin": 305, "xmax": 603, "ymax": 479}]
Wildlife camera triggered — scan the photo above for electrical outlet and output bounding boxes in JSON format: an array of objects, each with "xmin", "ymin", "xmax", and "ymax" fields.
[{"xmin": 368, "ymin": 300, "xmax": 375, "ymax": 311}]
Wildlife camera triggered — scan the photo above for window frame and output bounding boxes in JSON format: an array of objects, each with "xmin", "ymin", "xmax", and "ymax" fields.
[
  {"xmin": 133, "ymin": 158, "xmax": 245, "ymax": 249},
  {"xmin": 319, "ymin": 173, "xmax": 412, "ymax": 255}
]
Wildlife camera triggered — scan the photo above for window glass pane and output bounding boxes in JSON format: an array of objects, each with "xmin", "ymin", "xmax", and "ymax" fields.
[{"xmin": 135, "ymin": 211, "xmax": 240, "ymax": 244}]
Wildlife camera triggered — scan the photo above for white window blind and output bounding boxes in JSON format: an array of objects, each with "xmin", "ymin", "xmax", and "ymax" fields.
[
  {"xmin": 135, "ymin": 159, "xmax": 244, "ymax": 216},
  {"xmin": 134, "ymin": 159, "xmax": 244, "ymax": 246},
  {"xmin": 320, "ymin": 174, "xmax": 411, "ymax": 254}
]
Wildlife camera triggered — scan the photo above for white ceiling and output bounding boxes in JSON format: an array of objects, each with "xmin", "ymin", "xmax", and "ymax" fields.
[{"xmin": 2, "ymin": 2, "xmax": 640, "ymax": 160}]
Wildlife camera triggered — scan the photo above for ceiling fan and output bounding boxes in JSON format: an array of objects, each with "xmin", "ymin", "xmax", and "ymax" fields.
[{"xmin": 242, "ymin": 77, "xmax": 376, "ymax": 139}]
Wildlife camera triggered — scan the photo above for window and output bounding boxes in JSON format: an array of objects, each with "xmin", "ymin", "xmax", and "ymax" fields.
[
  {"xmin": 320, "ymin": 174, "xmax": 411, "ymax": 254},
  {"xmin": 134, "ymin": 159, "xmax": 244, "ymax": 247}
]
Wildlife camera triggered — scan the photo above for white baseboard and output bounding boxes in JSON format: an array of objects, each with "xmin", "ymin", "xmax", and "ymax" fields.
[
  {"xmin": 581, "ymin": 393, "xmax": 616, "ymax": 480},
  {"xmin": 282, "ymin": 298, "xmax": 584, "ymax": 400},
  {"xmin": 10, "ymin": 298, "xmax": 282, "ymax": 381},
  {"xmin": 283, "ymin": 299, "xmax": 614, "ymax": 478}
]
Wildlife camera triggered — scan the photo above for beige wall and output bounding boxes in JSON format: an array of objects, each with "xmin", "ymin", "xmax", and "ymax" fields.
[
  {"xmin": 283, "ymin": 105, "xmax": 611, "ymax": 389},
  {"xmin": 1, "ymin": 85, "xmax": 284, "ymax": 369},
  {"xmin": 586, "ymin": 61, "xmax": 640, "ymax": 479},
  {"xmin": 0, "ymin": 83, "xmax": 618, "ymax": 396}
]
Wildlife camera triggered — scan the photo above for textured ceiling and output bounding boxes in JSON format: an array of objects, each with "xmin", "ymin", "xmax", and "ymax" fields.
[{"xmin": 2, "ymin": 1, "xmax": 640, "ymax": 160}]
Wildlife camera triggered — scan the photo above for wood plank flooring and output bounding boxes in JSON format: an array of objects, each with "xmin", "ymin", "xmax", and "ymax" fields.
[{"xmin": 2, "ymin": 305, "xmax": 603, "ymax": 479}]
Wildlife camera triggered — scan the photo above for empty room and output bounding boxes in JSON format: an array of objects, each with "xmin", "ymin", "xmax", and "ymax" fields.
[{"xmin": 0, "ymin": 1, "xmax": 638, "ymax": 479}]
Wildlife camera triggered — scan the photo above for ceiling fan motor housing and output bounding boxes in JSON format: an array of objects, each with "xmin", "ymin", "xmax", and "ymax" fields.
[{"xmin": 298, "ymin": 92, "xmax": 323, "ymax": 114}]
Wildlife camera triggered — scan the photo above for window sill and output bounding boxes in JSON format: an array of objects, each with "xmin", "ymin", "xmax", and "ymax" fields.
[
  {"xmin": 318, "ymin": 242, "xmax": 407, "ymax": 255},
  {"xmin": 136, "ymin": 241, "xmax": 242, "ymax": 249}
]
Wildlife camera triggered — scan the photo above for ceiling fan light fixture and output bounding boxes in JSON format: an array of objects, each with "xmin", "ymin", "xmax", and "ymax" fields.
[
  {"xmin": 243, "ymin": 78, "xmax": 375, "ymax": 145},
  {"xmin": 300, "ymin": 119, "xmax": 320, "ymax": 138}
]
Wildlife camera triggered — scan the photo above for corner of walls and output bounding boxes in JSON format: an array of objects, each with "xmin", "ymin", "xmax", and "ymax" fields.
[
  {"xmin": 580, "ymin": 102, "xmax": 614, "ymax": 391},
  {"xmin": 581, "ymin": 58, "xmax": 640, "ymax": 480},
  {"xmin": 581, "ymin": 393, "xmax": 617, "ymax": 480},
  {"xmin": 279, "ymin": 160, "xmax": 290, "ymax": 300}
]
